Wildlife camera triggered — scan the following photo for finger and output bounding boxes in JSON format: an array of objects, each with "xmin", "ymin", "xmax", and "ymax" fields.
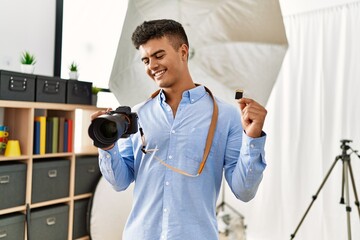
[
  {"xmin": 90, "ymin": 109, "xmax": 111, "ymax": 121},
  {"xmin": 237, "ymin": 98, "xmax": 258, "ymax": 111}
]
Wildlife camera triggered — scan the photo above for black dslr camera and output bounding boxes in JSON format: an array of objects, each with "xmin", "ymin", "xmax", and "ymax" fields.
[{"xmin": 88, "ymin": 106, "xmax": 138, "ymax": 148}]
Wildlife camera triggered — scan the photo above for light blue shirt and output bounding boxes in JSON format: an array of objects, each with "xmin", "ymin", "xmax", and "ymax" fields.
[{"xmin": 98, "ymin": 86, "xmax": 266, "ymax": 240}]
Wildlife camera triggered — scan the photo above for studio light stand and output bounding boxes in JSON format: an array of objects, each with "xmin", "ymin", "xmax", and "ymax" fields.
[{"xmin": 290, "ymin": 139, "xmax": 360, "ymax": 240}]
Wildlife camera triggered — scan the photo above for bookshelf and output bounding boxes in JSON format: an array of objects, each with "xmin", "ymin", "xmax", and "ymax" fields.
[{"xmin": 0, "ymin": 100, "xmax": 102, "ymax": 240}]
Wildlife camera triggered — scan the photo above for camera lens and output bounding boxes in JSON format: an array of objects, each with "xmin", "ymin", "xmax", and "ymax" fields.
[
  {"xmin": 100, "ymin": 120, "xmax": 117, "ymax": 138},
  {"xmin": 88, "ymin": 114, "xmax": 129, "ymax": 148},
  {"xmin": 88, "ymin": 106, "xmax": 138, "ymax": 149}
]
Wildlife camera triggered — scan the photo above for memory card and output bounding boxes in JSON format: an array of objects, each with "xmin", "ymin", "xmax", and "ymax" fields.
[{"xmin": 235, "ymin": 89, "xmax": 243, "ymax": 99}]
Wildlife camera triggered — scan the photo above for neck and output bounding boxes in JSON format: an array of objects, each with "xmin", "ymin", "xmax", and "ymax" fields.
[{"xmin": 162, "ymin": 81, "xmax": 196, "ymax": 117}]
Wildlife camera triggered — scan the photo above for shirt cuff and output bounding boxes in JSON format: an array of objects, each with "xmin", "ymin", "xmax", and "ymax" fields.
[{"xmin": 242, "ymin": 131, "xmax": 267, "ymax": 164}]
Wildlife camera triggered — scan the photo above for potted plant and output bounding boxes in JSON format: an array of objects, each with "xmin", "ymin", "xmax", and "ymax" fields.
[
  {"xmin": 91, "ymin": 86, "xmax": 101, "ymax": 106},
  {"xmin": 20, "ymin": 51, "xmax": 36, "ymax": 74},
  {"xmin": 69, "ymin": 61, "xmax": 79, "ymax": 79}
]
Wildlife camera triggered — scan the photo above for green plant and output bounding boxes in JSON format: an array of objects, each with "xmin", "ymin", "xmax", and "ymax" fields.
[
  {"xmin": 92, "ymin": 86, "xmax": 102, "ymax": 95},
  {"xmin": 69, "ymin": 61, "xmax": 78, "ymax": 71},
  {"xmin": 20, "ymin": 51, "xmax": 36, "ymax": 65}
]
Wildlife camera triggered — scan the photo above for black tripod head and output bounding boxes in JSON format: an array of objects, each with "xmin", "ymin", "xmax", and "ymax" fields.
[
  {"xmin": 340, "ymin": 139, "xmax": 352, "ymax": 152},
  {"xmin": 340, "ymin": 139, "xmax": 352, "ymax": 145}
]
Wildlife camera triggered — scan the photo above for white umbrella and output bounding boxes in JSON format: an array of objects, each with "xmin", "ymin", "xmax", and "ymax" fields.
[{"xmin": 109, "ymin": 0, "xmax": 288, "ymax": 107}]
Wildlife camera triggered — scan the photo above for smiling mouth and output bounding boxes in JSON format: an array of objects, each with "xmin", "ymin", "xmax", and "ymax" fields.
[{"xmin": 153, "ymin": 69, "xmax": 166, "ymax": 79}]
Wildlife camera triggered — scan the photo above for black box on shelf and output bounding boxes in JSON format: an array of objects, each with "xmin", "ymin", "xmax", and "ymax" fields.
[
  {"xmin": 66, "ymin": 80, "xmax": 92, "ymax": 105},
  {"xmin": 29, "ymin": 204, "xmax": 69, "ymax": 240},
  {"xmin": 75, "ymin": 156, "xmax": 101, "ymax": 195},
  {"xmin": 0, "ymin": 213, "xmax": 25, "ymax": 239},
  {"xmin": 0, "ymin": 162, "xmax": 27, "ymax": 210},
  {"xmin": 31, "ymin": 159, "xmax": 70, "ymax": 203},
  {"xmin": 0, "ymin": 70, "xmax": 36, "ymax": 101},
  {"xmin": 36, "ymin": 75, "xmax": 66, "ymax": 103},
  {"xmin": 73, "ymin": 198, "xmax": 89, "ymax": 239}
]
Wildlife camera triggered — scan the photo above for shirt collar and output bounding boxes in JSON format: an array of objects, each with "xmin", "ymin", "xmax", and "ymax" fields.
[{"xmin": 158, "ymin": 85, "xmax": 206, "ymax": 104}]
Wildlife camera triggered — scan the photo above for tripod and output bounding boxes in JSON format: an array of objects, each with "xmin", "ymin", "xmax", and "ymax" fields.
[{"xmin": 290, "ymin": 139, "xmax": 360, "ymax": 240}]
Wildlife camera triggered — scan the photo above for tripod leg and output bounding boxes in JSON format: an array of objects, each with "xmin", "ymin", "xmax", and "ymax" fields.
[
  {"xmin": 290, "ymin": 156, "xmax": 341, "ymax": 239},
  {"xmin": 347, "ymin": 161, "xmax": 360, "ymax": 218},
  {"xmin": 344, "ymin": 160, "xmax": 352, "ymax": 240},
  {"xmin": 340, "ymin": 160, "xmax": 346, "ymax": 204}
]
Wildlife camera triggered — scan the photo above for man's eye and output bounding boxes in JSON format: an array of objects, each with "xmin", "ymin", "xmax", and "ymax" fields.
[
  {"xmin": 156, "ymin": 54, "xmax": 164, "ymax": 59},
  {"xmin": 143, "ymin": 60, "xmax": 149, "ymax": 65}
]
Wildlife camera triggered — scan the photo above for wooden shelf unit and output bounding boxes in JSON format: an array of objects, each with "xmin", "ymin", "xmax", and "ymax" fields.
[{"xmin": 0, "ymin": 100, "xmax": 102, "ymax": 240}]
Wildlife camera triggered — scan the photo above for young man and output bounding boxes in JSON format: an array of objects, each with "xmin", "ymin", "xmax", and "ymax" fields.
[{"xmin": 92, "ymin": 19, "xmax": 267, "ymax": 240}]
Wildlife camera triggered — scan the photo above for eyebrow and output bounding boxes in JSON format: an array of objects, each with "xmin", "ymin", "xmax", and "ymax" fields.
[{"xmin": 141, "ymin": 49, "xmax": 165, "ymax": 62}]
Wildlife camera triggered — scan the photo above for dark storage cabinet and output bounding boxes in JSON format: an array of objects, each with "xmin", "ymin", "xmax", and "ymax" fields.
[
  {"xmin": 66, "ymin": 80, "xmax": 92, "ymax": 105},
  {"xmin": 73, "ymin": 199, "xmax": 89, "ymax": 239},
  {"xmin": 29, "ymin": 204, "xmax": 69, "ymax": 240},
  {"xmin": 0, "ymin": 70, "xmax": 36, "ymax": 101},
  {"xmin": 36, "ymin": 75, "xmax": 66, "ymax": 103},
  {"xmin": 32, "ymin": 159, "xmax": 70, "ymax": 203},
  {"xmin": 0, "ymin": 162, "xmax": 27, "ymax": 210},
  {"xmin": 75, "ymin": 156, "xmax": 101, "ymax": 195}
]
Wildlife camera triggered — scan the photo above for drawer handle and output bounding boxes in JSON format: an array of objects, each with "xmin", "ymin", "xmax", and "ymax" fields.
[
  {"xmin": 0, "ymin": 230, "xmax": 7, "ymax": 238},
  {"xmin": 43, "ymin": 81, "xmax": 60, "ymax": 94},
  {"xmin": 0, "ymin": 175, "xmax": 10, "ymax": 184},
  {"xmin": 48, "ymin": 170, "xmax": 57, "ymax": 178},
  {"xmin": 46, "ymin": 217, "xmax": 56, "ymax": 225},
  {"xmin": 88, "ymin": 166, "xmax": 95, "ymax": 173},
  {"xmin": 9, "ymin": 77, "xmax": 27, "ymax": 92}
]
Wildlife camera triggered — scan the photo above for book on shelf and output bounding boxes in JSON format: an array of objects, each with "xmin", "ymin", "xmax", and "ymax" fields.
[
  {"xmin": 45, "ymin": 118, "xmax": 53, "ymax": 154},
  {"xmin": 33, "ymin": 121, "xmax": 40, "ymax": 154},
  {"xmin": 58, "ymin": 117, "xmax": 65, "ymax": 152},
  {"xmin": 67, "ymin": 119, "xmax": 73, "ymax": 152},
  {"xmin": 48, "ymin": 117, "xmax": 59, "ymax": 153},
  {"xmin": 34, "ymin": 116, "xmax": 46, "ymax": 154},
  {"xmin": 64, "ymin": 120, "xmax": 68, "ymax": 152}
]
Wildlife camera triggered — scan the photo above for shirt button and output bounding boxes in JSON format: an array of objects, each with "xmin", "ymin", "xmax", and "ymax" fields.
[
  {"xmin": 161, "ymin": 235, "xmax": 166, "ymax": 240},
  {"xmin": 171, "ymin": 130, "xmax": 176, "ymax": 134},
  {"xmin": 165, "ymin": 181, "xmax": 170, "ymax": 186},
  {"xmin": 191, "ymin": 99, "xmax": 195, "ymax": 102},
  {"xmin": 164, "ymin": 208, "xmax": 168, "ymax": 212},
  {"xmin": 168, "ymin": 155, "xmax": 173, "ymax": 159},
  {"xmin": 106, "ymin": 154, "xmax": 110, "ymax": 159},
  {"xmin": 250, "ymin": 144, "xmax": 255, "ymax": 148}
]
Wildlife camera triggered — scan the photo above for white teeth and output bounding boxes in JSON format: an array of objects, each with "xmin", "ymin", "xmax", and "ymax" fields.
[{"xmin": 154, "ymin": 70, "xmax": 165, "ymax": 77}]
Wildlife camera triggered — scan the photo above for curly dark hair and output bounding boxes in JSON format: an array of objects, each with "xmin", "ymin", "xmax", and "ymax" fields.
[{"xmin": 131, "ymin": 19, "xmax": 189, "ymax": 51}]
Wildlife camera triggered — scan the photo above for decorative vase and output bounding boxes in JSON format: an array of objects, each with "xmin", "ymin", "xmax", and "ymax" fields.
[
  {"xmin": 69, "ymin": 71, "xmax": 79, "ymax": 80},
  {"xmin": 21, "ymin": 64, "xmax": 35, "ymax": 74}
]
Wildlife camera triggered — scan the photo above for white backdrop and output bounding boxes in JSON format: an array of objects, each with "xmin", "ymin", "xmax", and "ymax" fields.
[{"xmin": 224, "ymin": 2, "xmax": 360, "ymax": 239}]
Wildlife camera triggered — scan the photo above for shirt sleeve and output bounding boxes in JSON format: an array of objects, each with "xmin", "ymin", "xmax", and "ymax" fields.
[
  {"xmin": 224, "ymin": 116, "xmax": 267, "ymax": 202},
  {"xmin": 98, "ymin": 137, "xmax": 135, "ymax": 191}
]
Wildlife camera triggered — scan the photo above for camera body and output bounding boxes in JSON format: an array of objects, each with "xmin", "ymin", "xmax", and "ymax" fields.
[
  {"xmin": 88, "ymin": 106, "xmax": 138, "ymax": 148},
  {"xmin": 108, "ymin": 106, "xmax": 138, "ymax": 138}
]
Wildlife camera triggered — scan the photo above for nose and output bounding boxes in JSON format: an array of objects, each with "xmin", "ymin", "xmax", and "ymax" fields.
[{"xmin": 148, "ymin": 59, "xmax": 159, "ymax": 70}]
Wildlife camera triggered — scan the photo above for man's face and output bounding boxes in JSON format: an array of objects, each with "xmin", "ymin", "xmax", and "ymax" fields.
[{"xmin": 139, "ymin": 36, "xmax": 187, "ymax": 89}]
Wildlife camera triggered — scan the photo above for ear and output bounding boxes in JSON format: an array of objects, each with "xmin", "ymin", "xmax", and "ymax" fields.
[{"xmin": 179, "ymin": 44, "xmax": 189, "ymax": 61}]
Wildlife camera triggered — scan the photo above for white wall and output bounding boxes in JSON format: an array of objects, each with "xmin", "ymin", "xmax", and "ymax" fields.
[
  {"xmin": 0, "ymin": 0, "xmax": 56, "ymax": 75},
  {"xmin": 1, "ymin": 0, "xmax": 358, "ymax": 77},
  {"xmin": 280, "ymin": 0, "xmax": 360, "ymax": 15}
]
